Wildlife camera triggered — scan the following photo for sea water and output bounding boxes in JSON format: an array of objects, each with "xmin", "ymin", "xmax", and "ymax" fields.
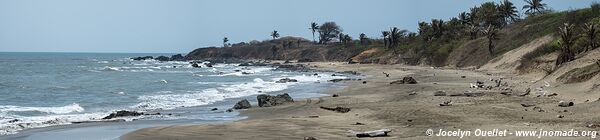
[{"xmin": 0, "ymin": 52, "xmax": 347, "ymax": 136}]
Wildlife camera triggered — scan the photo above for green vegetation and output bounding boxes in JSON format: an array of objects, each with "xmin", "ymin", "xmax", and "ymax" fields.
[{"xmin": 205, "ymin": 0, "xmax": 600, "ymax": 67}]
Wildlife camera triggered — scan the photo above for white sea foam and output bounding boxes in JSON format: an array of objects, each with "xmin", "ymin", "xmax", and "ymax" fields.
[
  {"xmin": 133, "ymin": 78, "xmax": 288, "ymax": 110},
  {"xmin": 0, "ymin": 103, "xmax": 84, "ymax": 114},
  {"xmin": 0, "ymin": 112, "xmax": 109, "ymax": 135}
]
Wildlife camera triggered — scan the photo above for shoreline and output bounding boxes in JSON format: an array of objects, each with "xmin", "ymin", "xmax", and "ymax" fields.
[
  {"xmin": 122, "ymin": 62, "xmax": 600, "ymax": 140},
  {"xmin": 0, "ymin": 62, "xmax": 345, "ymax": 140}
]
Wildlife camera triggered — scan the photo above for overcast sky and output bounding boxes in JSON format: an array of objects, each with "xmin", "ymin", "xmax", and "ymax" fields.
[{"xmin": 0, "ymin": 0, "xmax": 596, "ymax": 53}]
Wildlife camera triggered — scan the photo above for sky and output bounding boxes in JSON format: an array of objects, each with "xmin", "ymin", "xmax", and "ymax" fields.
[{"xmin": 0, "ymin": 0, "xmax": 596, "ymax": 53}]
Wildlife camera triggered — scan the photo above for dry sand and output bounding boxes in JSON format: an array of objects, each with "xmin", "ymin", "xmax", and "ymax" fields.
[{"xmin": 122, "ymin": 62, "xmax": 600, "ymax": 140}]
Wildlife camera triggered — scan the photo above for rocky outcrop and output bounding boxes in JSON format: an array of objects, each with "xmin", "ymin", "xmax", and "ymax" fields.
[
  {"xmin": 276, "ymin": 78, "xmax": 298, "ymax": 83},
  {"xmin": 257, "ymin": 93, "xmax": 294, "ymax": 107},
  {"xmin": 170, "ymin": 54, "xmax": 185, "ymax": 61},
  {"xmin": 102, "ymin": 110, "xmax": 144, "ymax": 119},
  {"xmin": 155, "ymin": 56, "xmax": 170, "ymax": 61},
  {"xmin": 233, "ymin": 99, "xmax": 251, "ymax": 109},
  {"xmin": 131, "ymin": 56, "xmax": 153, "ymax": 61},
  {"xmin": 389, "ymin": 76, "xmax": 418, "ymax": 84}
]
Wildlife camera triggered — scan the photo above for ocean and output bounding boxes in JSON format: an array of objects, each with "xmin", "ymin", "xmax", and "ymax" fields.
[{"xmin": 0, "ymin": 52, "xmax": 346, "ymax": 137}]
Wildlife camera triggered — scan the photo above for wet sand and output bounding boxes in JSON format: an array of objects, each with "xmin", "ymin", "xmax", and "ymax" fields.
[{"xmin": 122, "ymin": 63, "xmax": 600, "ymax": 140}]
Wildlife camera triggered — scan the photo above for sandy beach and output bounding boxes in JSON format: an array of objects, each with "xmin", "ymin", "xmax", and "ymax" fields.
[{"xmin": 122, "ymin": 62, "xmax": 600, "ymax": 140}]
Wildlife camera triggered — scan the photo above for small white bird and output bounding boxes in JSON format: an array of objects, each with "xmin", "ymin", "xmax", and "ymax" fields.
[{"xmin": 160, "ymin": 80, "xmax": 168, "ymax": 84}]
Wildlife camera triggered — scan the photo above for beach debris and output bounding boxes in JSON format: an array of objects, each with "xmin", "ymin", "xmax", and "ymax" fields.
[
  {"xmin": 308, "ymin": 115, "xmax": 319, "ymax": 118},
  {"xmin": 544, "ymin": 81, "xmax": 550, "ymax": 87},
  {"xmin": 276, "ymin": 78, "xmax": 298, "ymax": 83},
  {"xmin": 383, "ymin": 72, "xmax": 390, "ymax": 77},
  {"xmin": 362, "ymin": 81, "xmax": 367, "ymax": 84},
  {"xmin": 470, "ymin": 83, "xmax": 478, "ymax": 88},
  {"xmin": 433, "ymin": 90, "xmax": 447, "ymax": 96},
  {"xmin": 353, "ymin": 122, "xmax": 365, "ymax": 125},
  {"xmin": 329, "ymin": 78, "xmax": 351, "ymax": 83},
  {"xmin": 159, "ymin": 80, "xmax": 168, "ymax": 84},
  {"xmin": 320, "ymin": 106, "xmax": 351, "ymax": 113},
  {"xmin": 440, "ymin": 101, "xmax": 452, "ymax": 106},
  {"xmin": 558, "ymin": 101, "xmax": 574, "ymax": 107},
  {"xmin": 349, "ymin": 129, "xmax": 391, "ymax": 138},
  {"xmin": 547, "ymin": 93, "xmax": 558, "ymax": 97},
  {"xmin": 520, "ymin": 88, "xmax": 531, "ymax": 96},
  {"xmin": 557, "ymin": 115, "xmax": 564, "ymax": 118},
  {"xmin": 587, "ymin": 123, "xmax": 600, "ymax": 128},
  {"xmin": 211, "ymin": 108, "xmax": 218, "ymax": 111},
  {"xmin": 102, "ymin": 110, "xmax": 144, "ymax": 119},
  {"xmin": 332, "ymin": 94, "xmax": 339, "ymax": 97},
  {"xmin": 521, "ymin": 103, "xmax": 535, "ymax": 107},
  {"xmin": 304, "ymin": 136, "xmax": 318, "ymax": 140},
  {"xmin": 257, "ymin": 93, "xmax": 294, "ymax": 107},
  {"xmin": 339, "ymin": 71, "xmax": 360, "ymax": 75},
  {"xmin": 233, "ymin": 99, "xmax": 251, "ymax": 109},
  {"xmin": 476, "ymin": 80, "xmax": 485, "ymax": 88},
  {"xmin": 463, "ymin": 91, "xmax": 484, "ymax": 97},
  {"xmin": 533, "ymin": 107, "xmax": 545, "ymax": 112},
  {"xmin": 500, "ymin": 91, "xmax": 512, "ymax": 96},
  {"xmin": 461, "ymin": 76, "xmax": 466, "ymax": 78},
  {"xmin": 409, "ymin": 91, "xmax": 418, "ymax": 95}
]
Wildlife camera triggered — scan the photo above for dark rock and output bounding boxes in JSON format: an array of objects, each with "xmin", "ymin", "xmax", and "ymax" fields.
[
  {"xmin": 170, "ymin": 54, "xmax": 185, "ymax": 61},
  {"xmin": 276, "ymin": 78, "xmax": 298, "ymax": 83},
  {"xmin": 304, "ymin": 137, "xmax": 318, "ymax": 140},
  {"xmin": 332, "ymin": 94, "xmax": 339, "ymax": 97},
  {"xmin": 402, "ymin": 77, "xmax": 417, "ymax": 84},
  {"xmin": 362, "ymin": 81, "xmax": 367, "ymax": 84},
  {"xmin": 233, "ymin": 99, "xmax": 251, "ymax": 109},
  {"xmin": 284, "ymin": 60, "xmax": 291, "ymax": 64},
  {"xmin": 558, "ymin": 101, "xmax": 574, "ymax": 107},
  {"xmin": 257, "ymin": 93, "xmax": 294, "ymax": 107},
  {"xmin": 8, "ymin": 119, "xmax": 19, "ymax": 123},
  {"xmin": 242, "ymin": 72, "xmax": 252, "ymax": 75},
  {"xmin": 239, "ymin": 63, "xmax": 251, "ymax": 66},
  {"xmin": 205, "ymin": 63, "xmax": 214, "ymax": 67},
  {"xmin": 211, "ymin": 108, "xmax": 218, "ymax": 111},
  {"xmin": 102, "ymin": 110, "xmax": 144, "ymax": 119},
  {"xmin": 131, "ymin": 56, "xmax": 153, "ymax": 61},
  {"xmin": 389, "ymin": 76, "xmax": 417, "ymax": 84},
  {"xmin": 192, "ymin": 63, "xmax": 201, "ymax": 68},
  {"xmin": 226, "ymin": 109, "xmax": 233, "ymax": 112},
  {"xmin": 320, "ymin": 106, "xmax": 351, "ymax": 113},
  {"xmin": 155, "ymin": 56, "xmax": 170, "ymax": 61},
  {"xmin": 461, "ymin": 76, "xmax": 466, "ymax": 78},
  {"xmin": 276, "ymin": 64, "xmax": 310, "ymax": 71}
]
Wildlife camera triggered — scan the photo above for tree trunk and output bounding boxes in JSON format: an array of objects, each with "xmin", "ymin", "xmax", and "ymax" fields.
[{"xmin": 488, "ymin": 39, "xmax": 494, "ymax": 55}]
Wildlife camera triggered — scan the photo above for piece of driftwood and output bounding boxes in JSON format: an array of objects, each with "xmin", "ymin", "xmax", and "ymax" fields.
[
  {"xmin": 349, "ymin": 129, "xmax": 391, "ymax": 138},
  {"xmin": 320, "ymin": 106, "xmax": 351, "ymax": 113}
]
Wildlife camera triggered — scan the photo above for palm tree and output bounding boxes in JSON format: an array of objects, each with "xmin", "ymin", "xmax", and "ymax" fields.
[
  {"xmin": 556, "ymin": 23, "xmax": 577, "ymax": 66},
  {"xmin": 389, "ymin": 27, "xmax": 405, "ymax": 48},
  {"xmin": 584, "ymin": 22, "xmax": 598, "ymax": 52},
  {"xmin": 499, "ymin": 0, "xmax": 519, "ymax": 24},
  {"xmin": 381, "ymin": 31, "xmax": 390, "ymax": 47},
  {"xmin": 223, "ymin": 37, "xmax": 229, "ymax": 47},
  {"xmin": 359, "ymin": 33, "xmax": 368, "ymax": 45},
  {"xmin": 482, "ymin": 25, "xmax": 499, "ymax": 55},
  {"xmin": 523, "ymin": 0, "xmax": 548, "ymax": 16},
  {"xmin": 309, "ymin": 22, "xmax": 319, "ymax": 43},
  {"xmin": 271, "ymin": 30, "xmax": 280, "ymax": 39},
  {"xmin": 431, "ymin": 19, "xmax": 445, "ymax": 38}
]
